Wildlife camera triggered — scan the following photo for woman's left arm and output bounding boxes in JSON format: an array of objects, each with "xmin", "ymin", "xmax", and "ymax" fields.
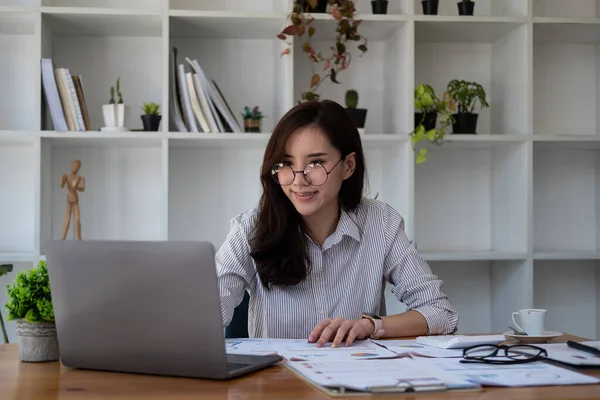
[{"xmin": 379, "ymin": 205, "xmax": 459, "ymax": 338}]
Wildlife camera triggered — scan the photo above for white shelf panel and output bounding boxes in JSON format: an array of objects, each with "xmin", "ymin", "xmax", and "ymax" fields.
[
  {"xmin": 40, "ymin": 8, "xmax": 162, "ymax": 36},
  {"xmin": 169, "ymin": 0, "xmax": 287, "ymax": 14},
  {"xmin": 0, "ymin": 142, "xmax": 36, "ymax": 253},
  {"xmin": 534, "ymin": 252, "xmax": 600, "ymax": 260},
  {"xmin": 415, "ymin": 142, "xmax": 528, "ymax": 253},
  {"xmin": 414, "ymin": 16, "xmax": 527, "ymax": 43},
  {"xmin": 533, "ymin": 145, "xmax": 600, "ymax": 253},
  {"xmin": 534, "ymin": 18, "xmax": 600, "ymax": 44},
  {"xmin": 40, "ymin": 131, "xmax": 165, "ymax": 147},
  {"xmin": 169, "ymin": 11, "xmax": 286, "ymax": 39},
  {"xmin": 422, "ymin": 251, "xmax": 528, "ymax": 261},
  {"xmin": 41, "ymin": 0, "xmax": 162, "ymax": 11},
  {"xmin": 533, "ymin": 135, "xmax": 600, "ymax": 149},
  {"xmin": 0, "ymin": 131, "xmax": 38, "ymax": 145},
  {"xmin": 533, "ymin": 260, "xmax": 599, "ymax": 340},
  {"xmin": 533, "ymin": 0, "xmax": 600, "ymax": 19},
  {"xmin": 0, "ymin": 12, "xmax": 39, "ymax": 131},
  {"xmin": 441, "ymin": 134, "xmax": 527, "ymax": 149},
  {"xmin": 0, "ymin": 252, "xmax": 37, "ymax": 263}
]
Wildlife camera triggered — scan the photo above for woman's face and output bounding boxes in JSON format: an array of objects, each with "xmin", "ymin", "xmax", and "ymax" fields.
[{"xmin": 276, "ymin": 125, "xmax": 355, "ymax": 220}]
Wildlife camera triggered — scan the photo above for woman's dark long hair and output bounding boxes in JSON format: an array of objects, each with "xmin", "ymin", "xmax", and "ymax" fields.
[{"xmin": 249, "ymin": 100, "xmax": 367, "ymax": 289}]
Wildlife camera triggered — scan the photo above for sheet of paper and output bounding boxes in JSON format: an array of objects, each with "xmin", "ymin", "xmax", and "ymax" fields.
[
  {"xmin": 225, "ymin": 338, "xmax": 307, "ymax": 355},
  {"xmin": 531, "ymin": 341, "xmax": 600, "ymax": 366},
  {"xmin": 411, "ymin": 357, "xmax": 600, "ymax": 387},
  {"xmin": 372, "ymin": 339, "xmax": 463, "ymax": 358},
  {"xmin": 278, "ymin": 341, "xmax": 401, "ymax": 362},
  {"xmin": 285, "ymin": 358, "xmax": 480, "ymax": 393}
]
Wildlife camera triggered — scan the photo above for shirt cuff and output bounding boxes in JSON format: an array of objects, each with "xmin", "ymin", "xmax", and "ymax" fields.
[{"xmin": 414, "ymin": 305, "xmax": 459, "ymax": 335}]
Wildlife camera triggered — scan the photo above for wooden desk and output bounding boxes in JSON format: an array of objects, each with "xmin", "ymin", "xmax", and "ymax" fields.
[{"xmin": 1, "ymin": 334, "xmax": 599, "ymax": 400}]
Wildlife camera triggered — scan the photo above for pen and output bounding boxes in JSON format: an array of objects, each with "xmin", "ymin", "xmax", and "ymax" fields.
[{"xmin": 567, "ymin": 340, "xmax": 600, "ymax": 356}]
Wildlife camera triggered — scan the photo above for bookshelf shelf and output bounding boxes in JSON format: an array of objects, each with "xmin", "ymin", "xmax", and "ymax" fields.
[{"xmin": 1, "ymin": 0, "xmax": 599, "ymax": 343}]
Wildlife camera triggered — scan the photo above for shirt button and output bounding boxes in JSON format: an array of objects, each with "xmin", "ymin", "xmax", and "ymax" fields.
[{"xmin": 320, "ymin": 310, "xmax": 325, "ymax": 315}]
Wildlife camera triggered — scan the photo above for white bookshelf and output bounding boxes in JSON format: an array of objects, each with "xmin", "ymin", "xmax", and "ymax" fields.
[{"xmin": 0, "ymin": 0, "xmax": 598, "ymax": 343}]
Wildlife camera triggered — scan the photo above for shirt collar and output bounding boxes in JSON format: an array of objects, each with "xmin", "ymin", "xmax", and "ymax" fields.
[{"xmin": 321, "ymin": 207, "xmax": 361, "ymax": 251}]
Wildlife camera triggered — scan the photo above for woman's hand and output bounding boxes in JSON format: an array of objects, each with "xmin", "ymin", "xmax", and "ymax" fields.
[{"xmin": 308, "ymin": 317, "xmax": 375, "ymax": 348}]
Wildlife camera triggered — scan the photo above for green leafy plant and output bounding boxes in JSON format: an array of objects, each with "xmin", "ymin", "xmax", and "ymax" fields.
[
  {"xmin": 410, "ymin": 84, "xmax": 454, "ymax": 164},
  {"xmin": 444, "ymin": 79, "xmax": 489, "ymax": 114},
  {"xmin": 241, "ymin": 106, "xmax": 265, "ymax": 121},
  {"xmin": 4, "ymin": 261, "xmax": 54, "ymax": 325},
  {"xmin": 142, "ymin": 102, "xmax": 160, "ymax": 115},
  {"xmin": 109, "ymin": 86, "xmax": 115, "ymax": 104},
  {"xmin": 345, "ymin": 89, "xmax": 358, "ymax": 108},
  {"xmin": 0, "ymin": 264, "xmax": 13, "ymax": 344},
  {"xmin": 277, "ymin": 0, "xmax": 368, "ymax": 102}
]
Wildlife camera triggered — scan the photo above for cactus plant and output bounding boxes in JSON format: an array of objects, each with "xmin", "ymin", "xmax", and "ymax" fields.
[
  {"xmin": 345, "ymin": 89, "xmax": 358, "ymax": 109},
  {"xmin": 109, "ymin": 86, "xmax": 115, "ymax": 104},
  {"xmin": 116, "ymin": 77, "xmax": 123, "ymax": 104}
]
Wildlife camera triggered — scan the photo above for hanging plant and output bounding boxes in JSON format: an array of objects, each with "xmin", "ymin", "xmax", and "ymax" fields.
[{"xmin": 278, "ymin": 0, "xmax": 368, "ymax": 102}]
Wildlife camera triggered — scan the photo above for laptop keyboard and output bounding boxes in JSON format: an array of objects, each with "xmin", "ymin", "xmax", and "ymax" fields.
[{"xmin": 227, "ymin": 362, "xmax": 250, "ymax": 371}]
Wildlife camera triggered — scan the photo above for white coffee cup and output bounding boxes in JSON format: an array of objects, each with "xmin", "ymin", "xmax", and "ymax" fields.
[{"xmin": 512, "ymin": 309, "xmax": 547, "ymax": 336}]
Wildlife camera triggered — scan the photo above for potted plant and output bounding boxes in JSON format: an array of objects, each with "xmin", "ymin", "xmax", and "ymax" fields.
[
  {"xmin": 4, "ymin": 260, "xmax": 59, "ymax": 362},
  {"xmin": 102, "ymin": 85, "xmax": 117, "ymax": 129},
  {"xmin": 241, "ymin": 106, "xmax": 265, "ymax": 132},
  {"xmin": 421, "ymin": 0, "xmax": 439, "ymax": 14},
  {"xmin": 444, "ymin": 79, "xmax": 489, "ymax": 134},
  {"xmin": 141, "ymin": 102, "xmax": 161, "ymax": 131},
  {"xmin": 296, "ymin": 0, "xmax": 327, "ymax": 13},
  {"xmin": 115, "ymin": 77, "xmax": 126, "ymax": 128},
  {"xmin": 344, "ymin": 89, "xmax": 367, "ymax": 131},
  {"xmin": 0, "ymin": 264, "xmax": 13, "ymax": 344},
  {"xmin": 371, "ymin": 0, "xmax": 388, "ymax": 14},
  {"xmin": 410, "ymin": 84, "xmax": 454, "ymax": 164},
  {"xmin": 278, "ymin": 0, "xmax": 368, "ymax": 102},
  {"xmin": 457, "ymin": 0, "xmax": 475, "ymax": 15}
]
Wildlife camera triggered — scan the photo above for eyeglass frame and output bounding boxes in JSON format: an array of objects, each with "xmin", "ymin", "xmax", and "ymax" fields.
[
  {"xmin": 270, "ymin": 158, "xmax": 344, "ymax": 186},
  {"xmin": 460, "ymin": 344, "xmax": 548, "ymax": 365}
]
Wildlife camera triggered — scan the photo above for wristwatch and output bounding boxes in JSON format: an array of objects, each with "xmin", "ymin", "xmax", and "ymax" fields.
[{"xmin": 361, "ymin": 312, "xmax": 384, "ymax": 339}]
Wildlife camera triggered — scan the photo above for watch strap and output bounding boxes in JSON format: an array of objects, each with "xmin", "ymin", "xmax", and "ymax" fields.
[{"xmin": 361, "ymin": 313, "xmax": 385, "ymax": 339}]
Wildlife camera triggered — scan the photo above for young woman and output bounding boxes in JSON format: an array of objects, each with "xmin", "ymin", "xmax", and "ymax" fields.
[{"xmin": 216, "ymin": 100, "xmax": 458, "ymax": 347}]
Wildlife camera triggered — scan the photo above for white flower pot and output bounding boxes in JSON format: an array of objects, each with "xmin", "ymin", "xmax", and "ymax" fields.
[
  {"xmin": 16, "ymin": 319, "xmax": 60, "ymax": 362},
  {"xmin": 117, "ymin": 103, "xmax": 126, "ymax": 128},
  {"xmin": 102, "ymin": 104, "xmax": 117, "ymax": 128}
]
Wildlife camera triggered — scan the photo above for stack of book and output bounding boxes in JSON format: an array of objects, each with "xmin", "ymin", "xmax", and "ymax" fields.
[
  {"xmin": 170, "ymin": 46, "xmax": 242, "ymax": 133},
  {"xmin": 41, "ymin": 58, "xmax": 90, "ymax": 132}
]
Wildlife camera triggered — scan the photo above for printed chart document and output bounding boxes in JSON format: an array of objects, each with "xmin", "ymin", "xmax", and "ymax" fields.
[
  {"xmin": 285, "ymin": 358, "xmax": 481, "ymax": 394},
  {"xmin": 529, "ymin": 341, "xmax": 600, "ymax": 367},
  {"xmin": 412, "ymin": 358, "xmax": 600, "ymax": 387},
  {"xmin": 372, "ymin": 339, "xmax": 463, "ymax": 358}
]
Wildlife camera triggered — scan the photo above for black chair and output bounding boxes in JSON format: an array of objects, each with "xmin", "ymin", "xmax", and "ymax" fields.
[{"xmin": 225, "ymin": 291, "xmax": 251, "ymax": 338}]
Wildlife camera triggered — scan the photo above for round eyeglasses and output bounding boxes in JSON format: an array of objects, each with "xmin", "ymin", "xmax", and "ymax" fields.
[{"xmin": 271, "ymin": 159, "xmax": 343, "ymax": 186}]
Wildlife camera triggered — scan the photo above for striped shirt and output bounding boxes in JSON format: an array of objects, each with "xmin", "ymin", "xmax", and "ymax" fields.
[{"xmin": 216, "ymin": 197, "xmax": 459, "ymax": 338}]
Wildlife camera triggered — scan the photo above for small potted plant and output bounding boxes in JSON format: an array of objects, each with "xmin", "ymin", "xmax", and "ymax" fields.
[
  {"xmin": 371, "ymin": 0, "xmax": 388, "ymax": 14},
  {"xmin": 102, "ymin": 85, "xmax": 117, "ymax": 129},
  {"xmin": 444, "ymin": 79, "xmax": 489, "ymax": 134},
  {"xmin": 141, "ymin": 102, "xmax": 161, "ymax": 131},
  {"xmin": 241, "ymin": 106, "xmax": 265, "ymax": 132},
  {"xmin": 115, "ymin": 77, "xmax": 126, "ymax": 128},
  {"xmin": 457, "ymin": 0, "xmax": 475, "ymax": 15},
  {"xmin": 344, "ymin": 89, "xmax": 367, "ymax": 132},
  {"xmin": 0, "ymin": 264, "xmax": 13, "ymax": 344},
  {"xmin": 421, "ymin": 0, "xmax": 439, "ymax": 14},
  {"xmin": 4, "ymin": 261, "xmax": 59, "ymax": 362},
  {"xmin": 410, "ymin": 85, "xmax": 454, "ymax": 164}
]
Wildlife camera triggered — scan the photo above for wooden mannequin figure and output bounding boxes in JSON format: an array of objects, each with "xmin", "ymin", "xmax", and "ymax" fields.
[{"xmin": 60, "ymin": 159, "xmax": 85, "ymax": 240}]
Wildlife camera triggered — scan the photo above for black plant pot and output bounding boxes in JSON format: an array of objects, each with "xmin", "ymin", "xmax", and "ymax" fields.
[
  {"xmin": 346, "ymin": 108, "xmax": 367, "ymax": 129},
  {"xmin": 452, "ymin": 113, "xmax": 478, "ymax": 134},
  {"xmin": 371, "ymin": 0, "xmax": 388, "ymax": 14},
  {"xmin": 422, "ymin": 0, "xmax": 439, "ymax": 15},
  {"xmin": 141, "ymin": 114, "xmax": 162, "ymax": 131},
  {"xmin": 415, "ymin": 111, "xmax": 437, "ymax": 131},
  {"xmin": 297, "ymin": 0, "xmax": 327, "ymax": 13},
  {"xmin": 457, "ymin": 1, "xmax": 475, "ymax": 15}
]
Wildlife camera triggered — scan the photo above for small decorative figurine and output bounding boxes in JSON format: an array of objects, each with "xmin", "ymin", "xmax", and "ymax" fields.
[{"xmin": 60, "ymin": 160, "xmax": 85, "ymax": 240}]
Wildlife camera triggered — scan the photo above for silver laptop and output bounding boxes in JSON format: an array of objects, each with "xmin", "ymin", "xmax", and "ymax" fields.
[{"xmin": 44, "ymin": 240, "xmax": 282, "ymax": 380}]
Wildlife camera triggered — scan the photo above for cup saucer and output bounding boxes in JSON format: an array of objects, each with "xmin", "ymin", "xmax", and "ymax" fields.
[{"xmin": 503, "ymin": 330, "xmax": 564, "ymax": 344}]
